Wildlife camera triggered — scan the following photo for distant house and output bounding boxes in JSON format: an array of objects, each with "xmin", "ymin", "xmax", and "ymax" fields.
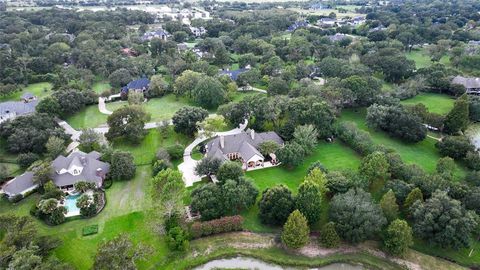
[
  {"xmin": 287, "ymin": 20, "xmax": 309, "ymax": 32},
  {"xmin": 328, "ymin": 33, "xmax": 349, "ymax": 42},
  {"xmin": 141, "ymin": 29, "xmax": 170, "ymax": 41},
  {"xmin": 2, "ymin": 151, "xmax": 110, "ymax": 199},
  {"xmin": 120, "ymin": 78, "xmax": 150, "ymax": 97},
  {"xmin": 318, "ymin": 18, "xmax": 338, "ymax": 27},
  {"xmin": 353, "ymin": 16, "xmax": 366, "ymax": 25},
  {"xmin": 452, "ymin": 75, "xmax": 480, "ymax": 95},
  {"xmin": 0, "ymin": 94, "xmax": 38, "ymax": 124},
  {"xmin": 205, "ymin": 129, "xmax": 284, "ymax": 170},
  {"xmin": 218, "ymin": 67, "xmax": 249, "ymax": 81},
  {"xmin": 310, "ymin": 3, "xmax": 327, "ymax": 10},
  {"xmin": 189, "ymin": 26, "xmax": 207, "ymax": 37}
]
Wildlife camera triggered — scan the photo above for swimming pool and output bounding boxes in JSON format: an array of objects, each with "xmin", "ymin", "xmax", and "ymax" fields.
[{"xmin": 64, "ymin": 194, "xmax": 81, "ymax": 217}]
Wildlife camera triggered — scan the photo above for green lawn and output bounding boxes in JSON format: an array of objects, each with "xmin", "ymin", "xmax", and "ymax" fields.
[
  {"xmin": 412, "ymin": 239, "xmax": 480, "ymax": 269},
  {"xmin": 339, "ymin": 108, "xmax": 466, "ymax": 177},
  {"xmin": 111, "ymin": 127, "xmax": 190, "ymax": 165},
  {"xmin": 0, "ymin": 82, "xmax": 53, "ymax": 102},
  {"xmin": 107, "ymin": 94, "xmax": 192, "ymax": 123},
  {"xmin": 401, "ymin": 93, "xmax": 455, "ymax": 115},
  {"xmin": 66, "ymin": 104, "xmax": 109, "ymax": 129},
  {"xmin": 92, "ymin": 81, "xmax": 112, "ymax": 94},
  {"xmin": 406, "ymin": 48, "xmax": 451, "ymax": 69},
  {"xmin": 242, "ymin": 141, "xmax": 362, "ymax": 232}
]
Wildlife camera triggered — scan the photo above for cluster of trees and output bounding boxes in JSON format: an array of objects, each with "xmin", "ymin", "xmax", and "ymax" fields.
[
  {"xmin": 0, "ymin": 113, "xmax": 68, "ymax": 155},
  {"xmin": 37, "ymin": 89, "xmax": 97, "ymax": 117},
  {"xmin": 366, "ymin": 103, "xmax": 427, "ymax": 142},
  {"xmin": 0, "ymin": 215, "xmax": 71, "ymax": 269},
  {"xmin": 173, "ymin": 70, "xmax": 231, "ymax": 109},
  {"xmin": 191, "ymin": 162, "xmax": 258, "ymax": 221}
]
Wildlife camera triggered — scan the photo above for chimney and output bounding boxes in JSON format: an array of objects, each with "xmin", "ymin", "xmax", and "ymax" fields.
[
  {"xmin": 96, "ymin": 168, "xmax": 103, "ymax": 177},
  {"xmin": 220, "ymin": 136, "xmax": 225, "ymax": 149},
  {"xmin": 250, "ymin": 129, "xmax": 255, "ymax": 140}
]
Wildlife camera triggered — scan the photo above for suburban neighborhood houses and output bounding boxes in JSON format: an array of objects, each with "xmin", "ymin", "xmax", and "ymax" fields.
[{"xmin": 1, "ymin": 0, "xmax": 480, "ymax": 269}]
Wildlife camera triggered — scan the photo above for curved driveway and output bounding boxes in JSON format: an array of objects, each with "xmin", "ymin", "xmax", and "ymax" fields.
[{"xmin": 178, "ymin": 119, "xmax": 248, "ymax": 187}]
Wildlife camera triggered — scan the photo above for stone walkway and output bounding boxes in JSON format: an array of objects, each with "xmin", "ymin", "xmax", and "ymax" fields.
[{"xmin": 178, "ymin": 119, "xmax": 248, "ymax": 187}]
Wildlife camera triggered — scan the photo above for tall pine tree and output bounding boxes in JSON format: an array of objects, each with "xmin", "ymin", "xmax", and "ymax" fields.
[{"xmin": 281, "ymin": 210, "xmax": 310, "ymax": 249}]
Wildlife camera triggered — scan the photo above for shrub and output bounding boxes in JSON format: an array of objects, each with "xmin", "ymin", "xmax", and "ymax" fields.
[
  {"xmin": 152, "ymin": 159, "xmax": 173, "ymax": 176},
  {"xmin": 166, "ymin": 144, "xmax": 184, "ymax": 160},
  {"xmin": 190, "ymin": 215, "xmax": 244, "ymax": 238},
  {"xmin": 166, "ymin": 226, "xmax": 189, "ymax": 251},
  {"xmin": 336, "ymin": 122, "xmax": 375, "ymax": 155},
  {"xmin": 82, "ymin": 225, "xmax": 99, "ymax": 236},
  {"xmin": 320, "ymin": 222, "xmax": 340, "ymax": 248},
  {"xmin": 281, "ymin": 210, "xmax": 310, "ymax": 249}
]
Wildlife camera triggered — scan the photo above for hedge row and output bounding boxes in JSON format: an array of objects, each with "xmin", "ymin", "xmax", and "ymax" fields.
[
  {"xmin": 191, "ymin": 215, "xmax": 244, "ymax": 238},
  {"xmin": 336, "ymin": 121, "xmax": 376, "ymax": 156}
]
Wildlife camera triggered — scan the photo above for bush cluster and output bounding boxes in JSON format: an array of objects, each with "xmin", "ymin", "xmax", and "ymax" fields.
[{"xmin": 190, "ymin": 215, "xmax": 244, "ymax": 238}]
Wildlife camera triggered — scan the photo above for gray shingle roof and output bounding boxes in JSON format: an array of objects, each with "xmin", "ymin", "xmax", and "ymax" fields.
[
  {"xmin": 2, "ymin": 172, "xmax": 36, "ymax": 196},
  {"xmin": 51, "ymin": 150, "xmax": 110, "ymax": 187},
  {"xmin": 206, "ymin": 130, "xmax": 283, "ymax": 162},
  {"xmin": 452, "ymin": 75, "xmax": 480, "ymax": 89},
  {"xmin": 0, "ymin": 100, "xmax": 38, "ymax": 117}
]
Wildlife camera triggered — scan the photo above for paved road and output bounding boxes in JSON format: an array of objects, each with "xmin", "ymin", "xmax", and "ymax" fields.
[{"xmin": 178, "ymin": 119, "xmax": 248, "ymax": 187}]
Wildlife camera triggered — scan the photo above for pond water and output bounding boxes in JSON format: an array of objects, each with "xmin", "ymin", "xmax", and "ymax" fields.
[{"xmin": 193, "ymin": 256, "xmax": 364, "ymax": 270}]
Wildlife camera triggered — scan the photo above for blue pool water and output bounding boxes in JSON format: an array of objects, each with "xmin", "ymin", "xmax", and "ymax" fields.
[{"xmin": 64, "ymin": 194, "xmax": 81, "ymax": 216}]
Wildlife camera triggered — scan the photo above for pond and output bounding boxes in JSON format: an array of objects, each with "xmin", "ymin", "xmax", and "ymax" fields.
[{"xmin": 193, "ymin": 256, "xmax": 364, "ymax": 270}]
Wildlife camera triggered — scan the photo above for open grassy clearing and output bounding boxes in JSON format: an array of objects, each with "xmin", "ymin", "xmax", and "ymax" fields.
[
  {"xmin": 0, "ymin": 82, "xmax": 53, "ymax": 102},
  {"xmin": 240, "ymin": 141, "xmax": 362, "ymax": 232},
  {"xmin": 111, "ymin": 127, "xmax": 191, "ymax": 165},
  {"xmin": 406, "ymin": 48, "xmax": 451, "ymax": 69},
  {"xmin": 66, "ymin": 104, "xmax": 109, "ymax": 129},
  {"xmin": 92, "ymin": 81, "xmax": 112, "ymax": 94},
  {"xmin": 339, "ymin": 108, "xmax": 467, "ymax": 177},
  {"xmin": 401, "ymin": 92, "xmax": 455, "ymax": 115}
]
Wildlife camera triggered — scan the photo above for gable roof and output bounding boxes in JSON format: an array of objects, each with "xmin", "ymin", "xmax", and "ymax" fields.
[
  {"xmin": 452, "ymin": 75, "xmax": 480, "ymax": 89},
  {"xmin": 218, "ymin": 68, "xmax": 248, "ymax": 81},
  {"xmin": 2, "ymin": 172, "xmax": 36, "ymax": 196},
  {"xmin": 206, "ymin": 130, "xmax": 283, "ymax": 162},
  {"xmin": 51, "ymin": 150, "xmax": 110, "ymax": 187},
  {"xmin": 0, "ymin": 100, "xmax": 38, "ymax": 116},
  {"xmin": 121, "ymin": 78, "xmax": 150, "ymax": 93}
]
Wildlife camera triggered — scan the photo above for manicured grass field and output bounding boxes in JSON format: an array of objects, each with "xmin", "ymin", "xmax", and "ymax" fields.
[
  {"xmin": 339, "ymin": 108, "xmax": 466, "ymax": 177},
  {"xmin": 406, "ymin": 48, "xmax": 450, "ymax": 69},
  {"xmin": 0, "ymin": 82, "xmax": 53, "ymax": 102},
  {"xmin": 66, "ymin": 104, "xmax": 109, "ymax": 129},
  {"xmin": 242, "ymin": 141, "xmax": 362, "ymax": 232},
  {"xmin": 107, "ymin": 94, "xmax": 193, "ymax": 123},
  {"xmin": 111, "ymin": 127, "xmax": 190, "ymax": 165},
  {"xmin": 401, "ymin": 93, "xmax": 455, "ymax": 115}
]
